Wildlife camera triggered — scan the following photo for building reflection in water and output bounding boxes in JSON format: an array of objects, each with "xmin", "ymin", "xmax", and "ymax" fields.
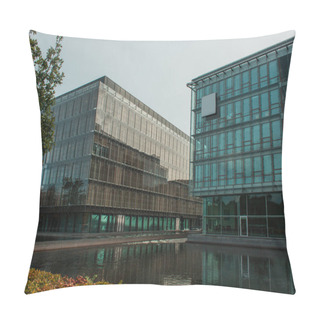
[
  {"xmin": 31, "ymin": 242, "xmax": 294, "ymax": 294},
  {"xmin": 200, "ymin": 244, "xmax": 295, "ymax": 294}
]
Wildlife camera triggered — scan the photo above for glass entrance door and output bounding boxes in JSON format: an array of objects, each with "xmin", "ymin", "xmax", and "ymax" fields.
[{"xmin": 240, "ymin": 216, "xmax": 248, "ymax": 236}]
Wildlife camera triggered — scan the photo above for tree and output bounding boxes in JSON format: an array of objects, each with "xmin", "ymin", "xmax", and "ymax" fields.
[{"xmin": 29, "ymin": 30, "xmax": 65, "ymax": 158}]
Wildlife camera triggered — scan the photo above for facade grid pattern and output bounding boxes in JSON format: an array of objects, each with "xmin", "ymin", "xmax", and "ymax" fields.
[
  {"xmin": 188, "ymin": 38, "xmax": 294, "ymax": 239},
  {"xmin": 39, "ymin": 77, "xmax": 202, "ymax": 233}
]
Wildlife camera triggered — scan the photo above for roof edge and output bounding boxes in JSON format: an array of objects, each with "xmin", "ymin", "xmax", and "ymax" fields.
[{"xmin": 190, "ymin": 36, "xmax": 295, "ymax": 84}]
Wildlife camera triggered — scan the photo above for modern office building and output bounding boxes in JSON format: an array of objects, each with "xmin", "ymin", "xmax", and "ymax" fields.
[
  {"xmin": 187, "ymin": 37, "xmax": 294, "ymax": 247},
  {"xmin": 38, "ymin": 76, "xmax": 202, "ymax": 233}
]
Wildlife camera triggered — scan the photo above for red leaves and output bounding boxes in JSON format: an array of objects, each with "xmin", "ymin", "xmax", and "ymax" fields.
[{"xmin": 25, "ymin": 268, "xmax": 113, "ymax": 294}]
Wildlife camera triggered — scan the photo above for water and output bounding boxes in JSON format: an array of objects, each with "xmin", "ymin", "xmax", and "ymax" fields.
[{"xmin": 30, "ymin": 240, "xmax": 295, "ymax": 294}]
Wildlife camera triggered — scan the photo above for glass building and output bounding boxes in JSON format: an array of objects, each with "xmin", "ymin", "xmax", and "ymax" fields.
[
  {"xmin": 39, "ymin": 76, "xmax": 202, "ymax": 233},
  {"xmin": 187, "ymin": 37, "xmax": 294, "ymax": 245}
]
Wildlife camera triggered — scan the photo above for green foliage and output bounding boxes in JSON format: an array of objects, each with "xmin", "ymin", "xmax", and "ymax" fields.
[
  {"xmin": 25, "ymin": 268, "xmax": 115, "ymax": 294},
  {"xmin": 29, "ymin": 30, "xmax": 65, "ymax": 158}
]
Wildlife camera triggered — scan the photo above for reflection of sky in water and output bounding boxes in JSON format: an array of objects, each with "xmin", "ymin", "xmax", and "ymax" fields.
[{"xmin": 30, "ymin": 241, "xmax": 294, "ymax": 294}]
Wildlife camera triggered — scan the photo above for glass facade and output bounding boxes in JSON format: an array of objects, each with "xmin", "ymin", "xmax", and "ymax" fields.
[
  {"xmin": 39, "ymin": 77, "xmax": 202, "ymax": 233},
  {"xmin": 188, "ymin": 38, "xmax": 294, "ymax": 240}
]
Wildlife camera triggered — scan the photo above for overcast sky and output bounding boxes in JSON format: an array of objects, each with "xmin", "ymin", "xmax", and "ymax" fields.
[{"xmin": 34, "ymin": 30, "xmax": 295, "ymax": 135}]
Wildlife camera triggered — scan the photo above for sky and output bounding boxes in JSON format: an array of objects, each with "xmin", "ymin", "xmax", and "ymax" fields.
[{"xmin": 35, "ymin": 30, "xmax": 295, "ymax": 135}]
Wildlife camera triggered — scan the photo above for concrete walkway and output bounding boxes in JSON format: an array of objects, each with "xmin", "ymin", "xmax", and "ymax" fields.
[{"xmin": 33, "ymin": 231, "xmax": 196, "ymax": 252}]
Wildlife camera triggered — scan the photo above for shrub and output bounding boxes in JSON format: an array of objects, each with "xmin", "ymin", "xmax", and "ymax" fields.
[{"xmin": 25, "ymin": 268, "xmax": 113, "ymax": 294}]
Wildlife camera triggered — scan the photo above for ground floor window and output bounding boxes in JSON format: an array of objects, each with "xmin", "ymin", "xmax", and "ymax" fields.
[
  {"xmin": 38, "ymin": 212, "xmax": 200, "ymax": 233},
  {"xmin": 203, "ymin": 192, "xmax": 285, "ymax": 238}
]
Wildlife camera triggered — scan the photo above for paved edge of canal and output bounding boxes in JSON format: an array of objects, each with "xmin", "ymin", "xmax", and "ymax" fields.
[{"xmin": 33, "ymin": 231, "xmax": 200, "ymax": 252}]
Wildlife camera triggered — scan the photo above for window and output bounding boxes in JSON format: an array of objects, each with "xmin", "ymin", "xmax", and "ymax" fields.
[
  {"xmin": 218, "ymin": 162, "xmax": 226, "ymax": 186},
  {"xmin": 273, "ymin": 153, "xmax": 282, "ymax": 181},
  {"xmin": 235, "ymin": 159, "xmax": 243, "ymax": 185},
  {"xmin": 219, "ymin": 105, "xmax": 226, "ymax": 128},
  {"xmin": 270, "ymin": 89, "xmax": 280, "ymax": 115},
  {"xmin": 235, "ymin": 101, "xmax": 242, "ymax": 124},
  {"xmin": 242, "ymin": 71, "xmax": 249, "ymax": 93},
  {"xmin": 211, "ymin": 135, "xmax": 218, "ymax": 158},
  {"xmin": 251, "ymin": 68, "xmax": 258, "ymax": 90},
  {"xmin": 262, "ymin": 123, "xmax": 271, "ymax": 149},
  {"xmin": 253, "ymin": 156, "xmax": 262, "ymax": 183},
  {"xmin": 243, "ymin": 127, "xmax": 251, "ymax": 152},
  {"xmin": 227, "ymin": 160, "xmax": 234, "ymax": 185},
  {"xmin": 272, "ymin": 120, "xmax": 282, "ymax": 147},
  {"xmin": 269, "ymin": 60, "xmax": 278, "ymax": 84},
  {"xmin": 227, "ymin": 131, "xmax": 233, "ymax": 155},
  {"xmin": 235, "ymin": 129, "xmax": 242, "ymax": 153},
  {"xmin": 263, "ymin": 155, "xmax": 272, "ymax": 182},
  {"xmin": 267, "ymin": 193, "xmax": 284, "ymax": 216},
  {"xmin": 219, "ymin": 133, "xmax": 225, "ymax": 156},
  {"xmin": 251, "ymin": 95, "xmax": 260, "ymax": 120},
  {"xmin": 211, "ymin": 163, "xmax": 218, "ymax": 187},
  {"xmin": 248, "ymin": 194, "xmax": 266, "ymax": 215},
  {"xmin": 261, "ymin": 92, "xmax": 269, "ymax": 117},
  {"xmin": 244, "ymin": 158, "xmax": 252, "ymax": 184},
  {"xmin": 259, "ymin": 64, "xmax": 268, "ymax": 88},
  {"xmin": 227, "ymin": 103, "xmax": 234, "ymax": 125},
  {"xmin": 252, "ymin": 125, "xmax": 260, "ymax": 151},
  {"xmin": 226, "ymin": 77, "xmax": 233, "ymax": 98},
  {"xmin": 243, "ymin": 98, "xmax": 250, "ymax": 122},
  {"xmin": 234, "ymin": 75, "xmax": 241, "ymax": 96}
]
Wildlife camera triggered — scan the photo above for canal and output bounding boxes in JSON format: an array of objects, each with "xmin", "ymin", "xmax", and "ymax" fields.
[{"xmin": 30, "ymin": 239, "xmax": 295, "ymax": 294}]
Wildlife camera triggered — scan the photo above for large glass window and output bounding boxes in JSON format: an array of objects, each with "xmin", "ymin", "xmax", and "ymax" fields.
[
  {"xmin": 248, "ymin": 217, "xmax": 267, "ymax": 237},
  {"xmin": 206, "ymin": 217, "xmax": 221, "ymax": 234},
  {"xmin": 74, "ymin": 213, "xmax": 82, "ymax": 233},
  {"xmin": 248, "ymin": 194, "xmax": 266, "ymax": 215},
  {"xmin": 90, "ymin": 214, "xmax": 100, "ymax": 233},
  {"xmin": 222, "ymin": 217, "xmax": 238, "ymax": 235},
  {"xmin": 221, "ymin": 196, "xmax": 238, "ymax": 215},
  {"xmin": 100, "ymin": 214, "xmax": 108, "ymax": 232},
  {"xmin": 268, "ymin": 217, "xmax": 285, "ymax": 238},
  {"xmin": 267, "ymin": 193, "xmax": 284, "ymax": 216},
  {"xmin": 124, "ymin": 216, "xmax": 131, "ymax": 232}
]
